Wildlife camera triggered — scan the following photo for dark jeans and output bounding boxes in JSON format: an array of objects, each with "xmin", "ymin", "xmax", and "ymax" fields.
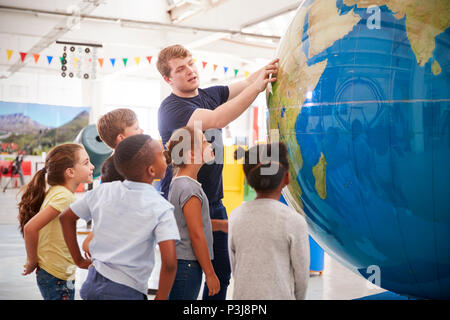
[
  {"xmin": 36, "ymin": 267, "xmax": 75, "ymax": 300},
  {"xmin": 202, "ymin": 200, "xmax": 231, "ymax": 300},
  {"xmin": 169, "ymin": 260, "xmax": 203, "ymax": 300},
  {"xmin": 80, "ymin": 266, "xmax": 147, "ymax": 300}
]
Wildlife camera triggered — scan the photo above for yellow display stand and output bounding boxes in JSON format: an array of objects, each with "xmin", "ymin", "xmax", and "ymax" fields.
[{"xmin": 222, "ymin": 145, "xmax": 245, "ymax": 216}]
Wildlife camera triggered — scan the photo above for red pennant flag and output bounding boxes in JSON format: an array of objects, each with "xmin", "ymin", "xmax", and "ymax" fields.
[
  {"xmin": 202, "ymin": 61, "xmax": 207, "ymax": 69},
  {"xmin": 19, "ymin": 52, "xmax": 27, "ymax": 62},
  {"xmin": 33, "ymin": 53, "xmax": 40, "ymax": 63},
  {"xmin": 213, "ymin": 64, "xmax": 218, "ymax": 72},
  {"xmin": 98, "ymin": 58, "xmax": 104, "ymax": 68},
  {"xmin": 146, "ymin": 56, "xmax": 153, "ymax": 64}
]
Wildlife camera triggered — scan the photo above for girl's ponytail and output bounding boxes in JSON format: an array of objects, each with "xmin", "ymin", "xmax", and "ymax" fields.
[
  {"xmin": 18, "ymin": 168, "xmax": 47, "ymax": 236},
  {"xmin": 17, "ymin": 143, "xmax": 83, "ymax": 236}
]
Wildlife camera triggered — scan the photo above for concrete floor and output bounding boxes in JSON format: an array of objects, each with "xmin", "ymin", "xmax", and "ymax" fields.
[{"xmin": 0, "ymin": 186, "xmax": 385, "ymax": 300}]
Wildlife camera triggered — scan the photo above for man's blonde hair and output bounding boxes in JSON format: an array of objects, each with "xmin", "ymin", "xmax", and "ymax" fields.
[
  {"xmin": 97, "ymin": 108, "xmax": 137, "ymax": 149},
  {"xmin": 157, "ymin": 44, "xmax": 192, "ymax": 78}
]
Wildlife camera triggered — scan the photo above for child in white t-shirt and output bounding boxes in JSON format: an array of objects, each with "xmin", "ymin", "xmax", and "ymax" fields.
[{"xmin": 60, "ymin": 134, "xmax": 180, "ymax": 300}]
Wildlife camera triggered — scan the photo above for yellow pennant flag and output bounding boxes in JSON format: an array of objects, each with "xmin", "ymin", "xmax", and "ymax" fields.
[
  {"xmin": 6, "ymin": 49, "xmax": 13, "ymax": 60},
  {"xmin": 73, "ymin": 57, "xmax": 79, "ymax": 64},
  {"xmin": 134, "ymin": 57, "xmax": 141, "ymax": 65},
  {"xmin": 244, "ymin": 71, "xmax": 250, "ymax": 79}
]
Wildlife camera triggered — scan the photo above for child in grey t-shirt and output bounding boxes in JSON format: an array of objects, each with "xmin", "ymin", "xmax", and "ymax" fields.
[
  {"xmin": 169, "ymin": 176, "xmax": 213, "ymax": 262},
  {"xmin": 165, "ymin": 126, "xmax": 220, "ymax": 300}
]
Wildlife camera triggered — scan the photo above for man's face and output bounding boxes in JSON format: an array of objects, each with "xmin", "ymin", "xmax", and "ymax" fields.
[{"xmin": 165, "ymin": 56, "xmax": 199, "ymax": 94}]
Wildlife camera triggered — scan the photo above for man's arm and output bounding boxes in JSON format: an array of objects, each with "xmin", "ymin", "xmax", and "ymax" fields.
[{"xmin": 186, "ymin": 59, "xmax": 278, "ymax": 131}]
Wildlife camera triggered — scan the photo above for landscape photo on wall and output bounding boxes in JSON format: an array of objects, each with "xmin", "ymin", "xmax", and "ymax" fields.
[{"xmin": 0, "ymin": 101, "xmax": 90, "ymax": 155}]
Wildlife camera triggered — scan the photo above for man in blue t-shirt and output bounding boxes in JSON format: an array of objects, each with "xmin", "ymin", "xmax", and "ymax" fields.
[{"xmin": 157, "ymin": 44, "xmax": 278, "ymax": 300}]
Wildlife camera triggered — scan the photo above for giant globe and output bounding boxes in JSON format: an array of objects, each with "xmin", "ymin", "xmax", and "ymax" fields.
[{"xmin": 267, "ymin": 0, "xmax": 449, "ymax": 299}]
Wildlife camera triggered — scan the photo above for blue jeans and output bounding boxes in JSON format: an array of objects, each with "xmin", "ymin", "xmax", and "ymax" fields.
[
  {"xmin": 80, "ymin": 266, "xmax": 147, "ymax": 300},
  {"xmin": 36, "ymin": 267, "xmax": 75, "ymax": 300},
  {"xmin": 169, "ymin": 260, "xmax": 203, "ymax": 300},
  {"xmin": 202, "ymin": 200, "xmax": 231, "ymax": 300}
]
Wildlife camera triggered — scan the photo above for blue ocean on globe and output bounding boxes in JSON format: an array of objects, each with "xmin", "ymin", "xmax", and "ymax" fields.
[{"xmin": 267, "ymin": 0, "xmax": 449, "ymax": 299}]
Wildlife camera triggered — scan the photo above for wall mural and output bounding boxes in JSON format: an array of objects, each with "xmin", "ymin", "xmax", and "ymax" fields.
[{"xmin": 0, "ymin": 101, "xmax": 89, "ymax": 155}]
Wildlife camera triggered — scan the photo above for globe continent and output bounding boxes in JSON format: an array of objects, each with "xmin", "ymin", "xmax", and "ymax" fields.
[{"xmin": 267, "ymin": 0, "xmax": 450, "ymax": 299}]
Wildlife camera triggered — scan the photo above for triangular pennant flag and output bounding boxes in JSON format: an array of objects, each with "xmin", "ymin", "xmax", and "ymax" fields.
[
  {"xmin": 213, "ymin": 64, "xmax": 218, "ymax": 72},
  {"xmin": 122, "ymin": 58, "xmax": 128, "ymax": 67},
  {"xmin": 98, "ymin": 58, "xmax": 104, "ymax": 68},
  {"xmin": 193, "ymin": 58, "xmax": 197, "ymax": 63},
  {"xmin": 60, "ymin": 57, "xmax": 64, "ymax": 64},
  {"xmin": 73, "ymin": 57, "xmax": 79, "ymax": 64},
  {"xmin": 202, "ymin": 61, "xmax": 207, "ymax": 69},
  {"xmin": 19, "ymin": 52, "xmax": 27, "ymax": 62},
  {"xmin": 224, "ymin": 66, "xmax": 228, "ymax": 74},
  {"xmin": 234, "ymin": 69, "xmax": 239, "ymax": 77},
  {"xmin": 134, "ymin": 57, "xmax": 140, "ymax": 66},
  {"xmin": 47, "ymin": 56, "xmax": 53, "ymax": 65},
  {"xmin": 33, "ymin": 53, "xmax": 40, "ymax": 64},
  {"xmin": 110, "ymin": 58, "xmax": 116, "ymax": 67},
  {"xmin": 244, "ymin": 71, "xmax": 250, "ymax": 79},
  {"xmin": 146, "ymin": 56, "xmax": 152, "ymax": 64},
  {"xmin": 6, "ymin": 49, "xmax": 13, "ymax": 60}
]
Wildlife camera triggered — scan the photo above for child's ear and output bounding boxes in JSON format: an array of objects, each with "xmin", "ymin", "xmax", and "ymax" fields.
[
  {"xmin": 284, "ymin": 171, "xmax": 290, "ymax": 187},
  {"xmin": 147, "ymin": 164, "xmax": 156, "ymax": 178},
  {"xmin": 116, "ymin": 134, "xmax": 125, "ymax": 146},
  {"xmin": 65, "ymin": 167, "xmax": 75, "ymax": 179}
]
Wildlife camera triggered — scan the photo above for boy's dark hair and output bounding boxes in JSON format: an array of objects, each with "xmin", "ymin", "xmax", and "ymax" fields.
[
  {"xmin": 101, "ymin": 155, "xmax": 124, "ymax": 183},
  {"xmin": 234, "ymin": 142, "xmax": 289, "ymax": 192},
  {"xmin": 113, "ymin": 134, "xmax": 155, "ymax": 182}
]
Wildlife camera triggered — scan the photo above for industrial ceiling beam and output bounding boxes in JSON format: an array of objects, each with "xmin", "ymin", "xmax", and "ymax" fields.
[
  {"xmin": 0, "ymin": 5, "xmax": 281, "ymax": 41},
  {"xmin": 166, "ymin": 0, "xmax": 229, "ymax": 23},
  {"xmin": 1, "ymin": 1, "xmax": 104, "ymax": 79}
]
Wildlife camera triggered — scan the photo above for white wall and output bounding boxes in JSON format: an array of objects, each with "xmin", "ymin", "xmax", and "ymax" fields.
[
  {"xmin": 0, "ymin": 69, "xmax": 271, "ymax": 144},
  {"xmin": 0, "ymin": 71, "xmax": 162, "ymax": 139}
]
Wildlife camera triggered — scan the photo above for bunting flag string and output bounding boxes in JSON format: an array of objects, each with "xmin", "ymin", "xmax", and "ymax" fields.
[
  {"xmin": 19, "ymin": 52, "xmax": 27, "ymax": 62},
  {"xmin": 2, "ymin": 48, "xmax": 251, "ymax": 79},
  {"xmin": 6, "ymin": 49, "xmax": 13, "ymax": 60}
]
